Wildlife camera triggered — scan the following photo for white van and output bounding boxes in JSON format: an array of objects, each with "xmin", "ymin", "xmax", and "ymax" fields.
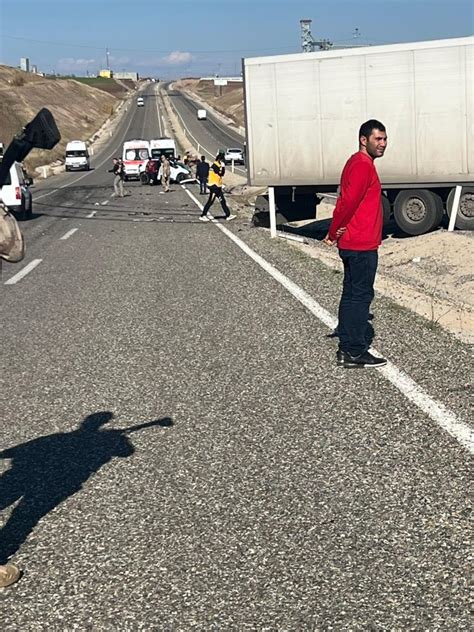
[
  {"xmin": 122, "ymin": 139, "xmax": 150, "ymax": 179},
  {"xmin": 137, "ymin": 97, "xmax": 145, "ymax": 107},
  {"xmin": 149, "ymin": 138, "xmax": 176, "ymax": 160},
  {"xmin": 65, "ymin": 140, "xmax": 90, "ymax": 171},
  {"xmin": 197, "ymin": 109, "xmax": 207, "ymax": 120}
]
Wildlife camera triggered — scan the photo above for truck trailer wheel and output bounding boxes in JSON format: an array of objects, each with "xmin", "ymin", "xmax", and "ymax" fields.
[
  {"xmin": 393, "ymin": 189, "xmax": 443, "ymax": 235},
  {"xmin": 446, "ymin": 186, "xmax": 474, "ymax": 231}
]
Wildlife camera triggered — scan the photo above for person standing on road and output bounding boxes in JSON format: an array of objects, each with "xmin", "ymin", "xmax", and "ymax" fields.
[
  {"xmin": 196, "ymin": 155, "xmax": 210, "ymax": 195},
  {"xmin": 161, "ymin": 155, "xmax": 171, "ymax": 193},
  {"xmin": 324, "ymin": 119, "xmax": 388, "ymax": 369},
  {"xmin": 109, "ymin": 158, "xmax": 125, "ymax": 198},
  {"xmin": 199, "ymin": 151, "xmax": 236, "ymax": 221}
]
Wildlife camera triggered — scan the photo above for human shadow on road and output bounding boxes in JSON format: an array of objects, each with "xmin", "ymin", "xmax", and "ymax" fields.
[{"xmin": 0, "ymin": 411, "xmax": 173, "ymax": 564}]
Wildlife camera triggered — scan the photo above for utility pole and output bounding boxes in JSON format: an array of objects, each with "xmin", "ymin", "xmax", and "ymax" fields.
[
  {"xmin": 300, "ymin": 19, "xmax": 332, "ymax": 52},
  {"xmin": 106, "ymin": 46, "xmax": 110, "ymax": 70}
]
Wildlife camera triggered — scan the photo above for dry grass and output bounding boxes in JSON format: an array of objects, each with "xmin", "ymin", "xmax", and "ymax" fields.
[{"xmin": 0, "ymin": 65, "xmax": 129, "ymax": 172}]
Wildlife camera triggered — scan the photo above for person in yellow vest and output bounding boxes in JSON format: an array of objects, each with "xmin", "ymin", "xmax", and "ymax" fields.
[{"xmin": 199, "ymin": 151, "xmax": 236, "ymax": 221}]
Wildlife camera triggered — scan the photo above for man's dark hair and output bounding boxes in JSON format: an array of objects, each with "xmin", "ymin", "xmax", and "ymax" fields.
[
  {"xmin": 201, "ymin": 155, "xmax": 205, "ymax": 161},
  {"xmin": 359, "ymin": 119, "xmax": 386, "ymax": 140}
]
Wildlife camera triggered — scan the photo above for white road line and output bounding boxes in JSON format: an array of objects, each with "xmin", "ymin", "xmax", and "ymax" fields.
[
  {"xmin": 101, "ymin": 200, "xmax": 109, "ymax": 206},
  {"xmin": 60, "ymin": 228, "xmax": 78, "ymax": 240},
  {"xmin": 183, "ymin": 185, "xmax": 474, "ymax": 455},
  {"xmin": 86, "ymin": 210, "xmax": 97, "ymax": 218},
  {"xmin": 4, "ymin": 259, "xmax": 42, "ymax": 285},
  {"xmin": 35, "ymin": 189, "xmax": 57, "ymax": 201}
]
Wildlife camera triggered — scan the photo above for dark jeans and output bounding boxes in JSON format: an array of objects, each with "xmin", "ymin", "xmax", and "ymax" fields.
[
  {"xmin": 201, "ymin": 185, "xmax": 230, "ymax": 217},
  {"xmin": 338, "ymin": 249, "xmax": 378, "ymax": 356},
  {"xmin": 199, "ymin": 177, "xmax": 207, "ymax": 194}
]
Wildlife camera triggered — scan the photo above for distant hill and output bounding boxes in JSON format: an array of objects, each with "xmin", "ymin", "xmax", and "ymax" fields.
[
  {"xmin": 176, "ymin": 79, "xmax": 244, "ymax": 128},
  {"xmin": 0, "ymin": 67, "xmax": 134, "ymax": 172}
]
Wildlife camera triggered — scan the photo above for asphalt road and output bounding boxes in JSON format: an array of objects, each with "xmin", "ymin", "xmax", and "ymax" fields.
[
  {"xmin": 0, "ymin": 82, "xmax": 472, "ymax": 629},
  {"xmin": 166, "ymin": 86, "xmax": 246, "ymax": 176}
]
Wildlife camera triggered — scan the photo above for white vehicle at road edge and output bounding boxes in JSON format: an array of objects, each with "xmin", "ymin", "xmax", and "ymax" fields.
[
  {"xmin": 0, "ymin": 161, "xmax": 33, "ymax": 220},
  {"xmin": 224, "ymin": 148, "xmax": 245, "ymax": 165}
]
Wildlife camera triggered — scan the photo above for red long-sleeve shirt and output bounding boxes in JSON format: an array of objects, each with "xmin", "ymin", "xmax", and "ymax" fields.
[{"xmin": 328, "ymin": 151, "xmax": 382, "ymax": 251}]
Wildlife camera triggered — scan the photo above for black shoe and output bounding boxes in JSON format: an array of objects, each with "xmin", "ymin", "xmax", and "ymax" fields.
[{"xmin": 338, "ymin": 350, "xmax": 387, "ymax": 368}]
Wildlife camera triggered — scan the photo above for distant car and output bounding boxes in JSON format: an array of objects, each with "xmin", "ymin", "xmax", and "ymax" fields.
[
  {"xmin": 197, "ymin": 109, "xmax": 207, "ymax": 120},
  {"xmin": 224, "ymin": 148, "xmax": 244, "ymax": 165},
  {"xmin": 137, "ymin": 97, "xmax": 145, "ymax": 107},
  {"xmin": 0, "ymin": 161, "xmax": 33, "ymax": 220}
]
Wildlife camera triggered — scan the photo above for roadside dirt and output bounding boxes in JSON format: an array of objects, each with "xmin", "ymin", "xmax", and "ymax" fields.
[{"xmin": 0, "ymin": 66, "xmax": 135, "ymax": 174}]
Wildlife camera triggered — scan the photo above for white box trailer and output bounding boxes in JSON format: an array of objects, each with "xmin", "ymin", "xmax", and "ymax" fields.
[{"xmin": 243, "ymin": 37, "xmax": 474, "ymax": 234}]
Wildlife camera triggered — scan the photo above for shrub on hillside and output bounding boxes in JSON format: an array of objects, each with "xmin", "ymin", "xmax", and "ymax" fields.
[{"xmin": 10, "ymin": 73, "xmax": 25, "ymax": 87}]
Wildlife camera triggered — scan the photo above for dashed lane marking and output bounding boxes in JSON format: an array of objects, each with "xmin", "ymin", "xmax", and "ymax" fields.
[
  {"xmin": 4, "ymin": 259, "xmax": 42, "ymax": 285},
  {"xmin": 183, "ymin": 185, "xmax": 474, "ymax": 455},
  {"xmin": 60, "ymin": 228, "xmax": 78, "ymax": 240}
]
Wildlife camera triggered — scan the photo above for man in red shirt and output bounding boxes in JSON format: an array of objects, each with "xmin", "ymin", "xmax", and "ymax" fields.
[{"xmin": 325, "ymin": 119, "xmax": 388, "ymax": 368}]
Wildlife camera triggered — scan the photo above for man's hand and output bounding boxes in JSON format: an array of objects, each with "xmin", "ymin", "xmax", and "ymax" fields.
[
  {"xmin": 323, "ymin": 233, "xmax": 335, "ymax": 246},
  {"xmin": 324, "ymin": 226, "xmax": 346, "ymax": 246}
]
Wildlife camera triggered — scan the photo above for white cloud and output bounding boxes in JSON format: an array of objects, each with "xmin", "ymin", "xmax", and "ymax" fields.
[
  {"xmin": 58, "ymin": 57, "xmax": 96, "ymax": 70},
  {"xmin": 162, "ymin": 51, "xmax": 193, "ymax": 65},
  {"xmin": 109, "ymin": 55, "xmax": 131, "ymax": 65}
]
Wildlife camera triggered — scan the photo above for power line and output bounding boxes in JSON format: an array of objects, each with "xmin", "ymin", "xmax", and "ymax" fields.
[{"xmin": 2, "ymin": 34, "xmax": 298, "ymax": 55}]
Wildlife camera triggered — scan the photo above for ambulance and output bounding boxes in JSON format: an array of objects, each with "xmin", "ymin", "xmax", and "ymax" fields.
[
  {"xmin": 122, "ymin": 139, "xmax": 150, "ymax": 180},
  {"xmin": 149, "ymin": 138, "xmax": 176, "ymax": 160}
]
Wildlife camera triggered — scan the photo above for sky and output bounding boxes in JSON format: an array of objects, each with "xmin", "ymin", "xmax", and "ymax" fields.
[{"xmin": 0, "ymin": 0, "xmax": 472, "ymax": 78}]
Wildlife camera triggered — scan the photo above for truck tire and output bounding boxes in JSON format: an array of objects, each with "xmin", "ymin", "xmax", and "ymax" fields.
[
  {"xmin": 393, "ymin": 189, "xmax": 443, "ymax": 235},
  {"xmin": 446, "ymin": 186, "xmax": 474, "ymax": 231},
  {"xmin": 382, "ymin": 195, "xmax": 391, "ymax": 225},
  {"xmin": 24, "ymin": 198, "xmax": 33, "ymax": 220}
]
